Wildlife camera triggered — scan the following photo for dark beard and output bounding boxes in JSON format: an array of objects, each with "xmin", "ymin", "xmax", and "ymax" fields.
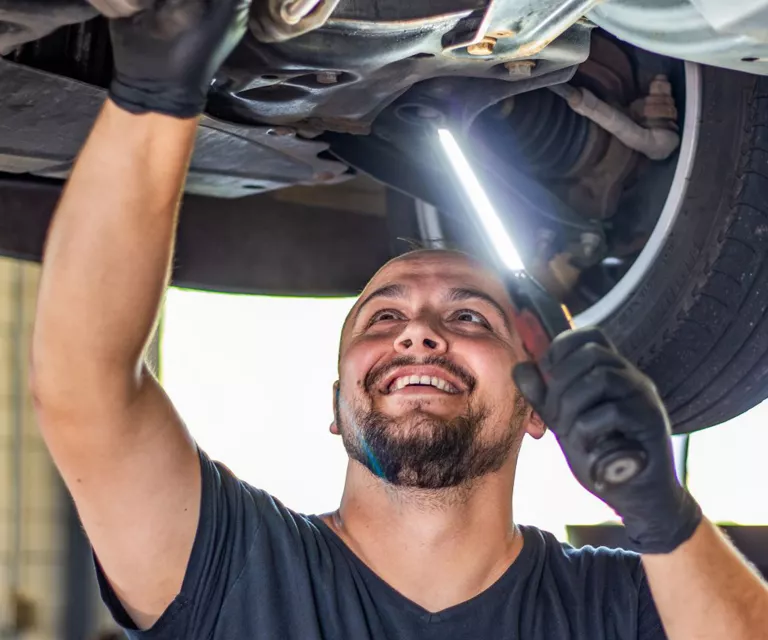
[{"xmin": 337, "ymin": 402, "xmax": 519, "ymax": 490}]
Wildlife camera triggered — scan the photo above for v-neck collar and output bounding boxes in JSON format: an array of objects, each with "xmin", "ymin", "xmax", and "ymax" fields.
[{"xmin": 309, "ymin": 515, "xmax": 539, "ymax": 624}]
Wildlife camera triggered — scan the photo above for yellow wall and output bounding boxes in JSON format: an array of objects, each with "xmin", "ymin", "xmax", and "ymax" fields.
[{"xmin": 0, "ymin": 258, "xmax": 65, "ymax": 639}]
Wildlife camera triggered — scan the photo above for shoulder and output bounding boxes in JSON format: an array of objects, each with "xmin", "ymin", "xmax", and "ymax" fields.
[
  {"xmin": 205, "ymin": 454, "xmax": 334, "ymax": 557},
  {"xmin": 521, "ymin": 525, "xmax": 645, "ymax": 586},
  {"xmin": 519, "ymin": 527, "xmax": 664, "ymax": 639},
  {"xmin": 202, "ymin": 453, "xmax": 317, "ymax": 538}
]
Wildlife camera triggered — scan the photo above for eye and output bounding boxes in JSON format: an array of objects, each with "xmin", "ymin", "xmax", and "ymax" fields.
[
  {"xmin": 368, "ymin": 308, "xmax": 405, "ymax": 326},
  {"xmin": 450, "ymin": 309, "xmax": 491, "ymax": 328}
]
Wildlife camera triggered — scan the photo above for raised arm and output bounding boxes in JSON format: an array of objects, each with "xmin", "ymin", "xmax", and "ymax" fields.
[
  {"xmin": 30, "ymin": 1, "xmax": 250, "ymax": 629},
  {"xmin": 514, "ymin": 327, "xmax": 768, "ymax": 640}
]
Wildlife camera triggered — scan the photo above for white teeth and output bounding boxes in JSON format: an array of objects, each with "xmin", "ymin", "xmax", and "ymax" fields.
[{"xmin": 389, "ymin": 374, "xmax": 458, "ymax": 393}]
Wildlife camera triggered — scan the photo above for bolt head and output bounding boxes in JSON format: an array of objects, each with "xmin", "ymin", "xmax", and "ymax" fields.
[
  {"xmin": 467, "ymin": 36, "xmax": 497, "ymax": 56},
  {"xmin": 505, "ymin": 60, "xmax": 536, "ymax": 77},
  {"xmin": 580, "ymin": 232, "xmax": 601, "ymax": 258},
  {"xmin": 316, "ymin": 71, "xmax": 339, "ymax": 84}
]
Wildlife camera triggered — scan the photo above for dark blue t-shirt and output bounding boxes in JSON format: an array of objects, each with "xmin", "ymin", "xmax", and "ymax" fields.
[{"xmin": 97, "ymin": 450, "xmax": 667, "ymax": 639}]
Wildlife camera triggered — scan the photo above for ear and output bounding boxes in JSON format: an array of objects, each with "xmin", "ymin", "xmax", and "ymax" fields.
[
  {"xmin": 330, "ymin": 381, "xmax": 341, "ymax": 435},
  {"xmin": 524, "ymin": 407, "xmax": 547, "ymax": 440}
]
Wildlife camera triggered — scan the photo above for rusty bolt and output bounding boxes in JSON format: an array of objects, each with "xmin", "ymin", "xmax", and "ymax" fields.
[
  {"xmin": 467, "ymin": 36, "xmax": 497, "ymax": 56},
  {"xmin": 316, "ymin": 71, "xmax": 339, "ymax": 84},
  {"xmin": 505, "ymin": 60, "xmax": 536, "ymax": 77}
]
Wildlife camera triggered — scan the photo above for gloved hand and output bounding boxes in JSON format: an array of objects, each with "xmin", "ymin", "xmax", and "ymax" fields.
[
  {"xmin": 513, "ymin": 327, "xmax": 702, "ymax": 554},
  {"xmin": 108, "ymin": 0, "xmax": 252, "ymax": 118}
]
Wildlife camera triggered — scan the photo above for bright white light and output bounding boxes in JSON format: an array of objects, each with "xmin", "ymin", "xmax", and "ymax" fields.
[{"xmin": 438, "ymin": 128, "xmax": 525, "ymax": 272}]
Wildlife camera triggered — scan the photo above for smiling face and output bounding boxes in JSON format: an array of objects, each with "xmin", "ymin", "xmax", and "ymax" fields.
[{"xmin": 334, "ymin": 250, "xmax": 539, "ymax": 490}]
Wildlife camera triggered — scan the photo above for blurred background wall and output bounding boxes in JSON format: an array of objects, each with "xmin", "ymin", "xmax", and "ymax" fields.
[{"xmin": 0, "ymin": 257, "xmax": 121, "ymax": 640}]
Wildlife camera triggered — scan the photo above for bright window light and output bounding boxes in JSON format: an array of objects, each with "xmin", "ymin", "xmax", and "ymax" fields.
[
  {"xmin": 162, "ymin": 288, "xmax": 354, "ymax": 514},
  {"xmin": 686, "ymin": 400, "xmax": 768, "ymax": 524},
  {"xmin": 161, "ymin": 288, "xmax": 623, "ymax": 537}
]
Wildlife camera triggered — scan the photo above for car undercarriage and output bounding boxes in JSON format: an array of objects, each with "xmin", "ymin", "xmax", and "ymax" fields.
[
  {"xmin": 5, "ymin": 0, "xmax": 768, "ymax": 433},
  {"xmin": 0, "ymin": 0, "xmax": 696, "ymax": 298}
]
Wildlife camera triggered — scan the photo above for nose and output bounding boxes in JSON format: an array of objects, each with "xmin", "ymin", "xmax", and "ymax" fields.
[{"xmin": 394, "ymin": 317, "xmax": 448, "ymax": 356}]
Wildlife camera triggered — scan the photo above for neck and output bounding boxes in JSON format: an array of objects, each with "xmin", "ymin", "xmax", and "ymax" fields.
[{"xmin": 322, "ymin": 459, "xmax": 523, "ymax": 613}]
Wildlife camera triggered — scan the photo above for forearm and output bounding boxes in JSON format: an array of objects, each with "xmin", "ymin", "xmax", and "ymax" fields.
[
  {"xmin": 32, "ymin": 100, "xmax": 198, "ymax": 409},
  {"xmin": 643, "ymin": 517, "xmax": 768, "ymax": 640}
]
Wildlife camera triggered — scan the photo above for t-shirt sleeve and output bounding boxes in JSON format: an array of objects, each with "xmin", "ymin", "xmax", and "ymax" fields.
[
  {"xmin": 94, "ymin": 447, "xmax": 266, "ymax": 639},
  {"xmin": 637, "ymin": 570, "xmax": 668, "ymax": 640}
]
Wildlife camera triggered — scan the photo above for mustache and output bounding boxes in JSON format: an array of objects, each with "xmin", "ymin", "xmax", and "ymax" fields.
[{"xmin": 364, "ymin": 355, "xmax": 477, "ymax": 393}]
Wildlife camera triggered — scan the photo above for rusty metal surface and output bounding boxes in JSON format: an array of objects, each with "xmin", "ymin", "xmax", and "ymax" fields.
[
  {"xmin": 0, "ymin": 58, "xmax": 349, "ymax": 196},
  {"xmin": 442, "ymin": 0, "xmax": 601, "ymax": 58},
  {"xmin": 2, "ymin": 0, "xmax": 592, "ymax": 137},
  {"xmin": 210, "ymin": 11, "xmax": 591, "ymax": 133}
]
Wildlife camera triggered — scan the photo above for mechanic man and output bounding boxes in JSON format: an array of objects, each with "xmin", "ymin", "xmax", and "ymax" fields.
[{"xmin": 30, "ymin": 1, "xmax": 768, "ymax": 639}]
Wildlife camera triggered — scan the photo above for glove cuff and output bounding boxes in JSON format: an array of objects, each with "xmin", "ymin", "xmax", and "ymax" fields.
[
  {"xmin": 625, "ymin": 487, "xmax": 703, "ymax": 555},
  {"xmin": 109, "ymin": 77, "xmax": 207, "ymax": 119}
]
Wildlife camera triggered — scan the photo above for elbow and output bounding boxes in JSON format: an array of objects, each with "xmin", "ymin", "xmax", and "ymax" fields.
[
  {"xmin": 28, "ymin": 350, "xmax": 68, "ymax": 419},
  {"xmin": 28, "ymin": 348, "xmax": 134, "ymax": 420}
]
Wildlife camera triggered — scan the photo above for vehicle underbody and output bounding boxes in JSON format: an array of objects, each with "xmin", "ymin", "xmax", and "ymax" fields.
[
  {"xmin": 0, "ymin": 0, "xmax": 729, "ymax": 302},
  {"xmin": 4, "ymin": 0, "xmax": 768, "ymax": 433}
]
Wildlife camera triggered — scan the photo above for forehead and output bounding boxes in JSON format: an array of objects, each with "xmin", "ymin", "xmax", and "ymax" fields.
[
  {"xmin": 360, "ymin": 253, "xmax": 509, "ymax": 301},
  {"xmin": 338, "ymin": 252, "xmax": 516, "ymax": 357}
]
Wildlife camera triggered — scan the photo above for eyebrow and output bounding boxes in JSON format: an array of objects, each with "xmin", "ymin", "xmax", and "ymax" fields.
[
  {"xmin": 354, "ymin": 283, "xmax": 409, "ymax": 323},
  {"xmin": 447, "ymin": 287, "xmax": 510, "ymax": 328}
]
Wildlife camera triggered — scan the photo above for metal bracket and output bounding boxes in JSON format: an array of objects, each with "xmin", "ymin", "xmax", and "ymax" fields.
[
  {"xmin": 249, "ymin": 0, "xmax": 341, "ymax": 42},
  {"xmin": 0, "ymin": 58, "xmax": 350, "ymax": 197},
  {"xmin": 443, "ymin": 0, "xmax": 600, "ymax": 59}
]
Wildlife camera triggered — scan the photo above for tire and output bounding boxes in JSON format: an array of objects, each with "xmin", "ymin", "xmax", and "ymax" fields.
[{"xmin": 599, "ymin": 65, "xmax": 768, "ymax": 433}]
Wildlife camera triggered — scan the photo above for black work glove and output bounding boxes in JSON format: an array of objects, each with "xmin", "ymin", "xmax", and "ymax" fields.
[
  {"xmin": 513, "ymin": 327, "xmax": 702, "ymax": 554},
  {"xmin": 108, "ymin": 0, "xmax": 251, "ymax": 118}
]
